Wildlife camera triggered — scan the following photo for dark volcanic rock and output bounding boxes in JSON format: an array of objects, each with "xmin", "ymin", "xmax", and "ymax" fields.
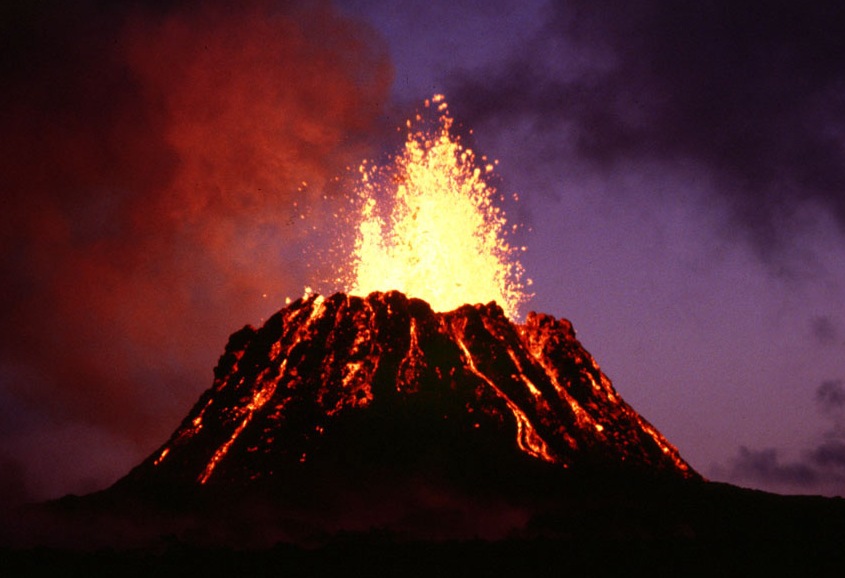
[
  {"xmin": 4, "ymin": 292, "xmax": 845, "ymax": 569},
  {"xmin": 119, "ymin": 291, "xmax": 695, "ymax": 492},
  {"xmin": 17, "ymin": 290, "xmax": 696, "ymax": 545}
]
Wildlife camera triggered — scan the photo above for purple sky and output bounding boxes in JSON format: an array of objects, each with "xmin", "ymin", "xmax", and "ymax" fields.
[{"xmin": 2, "ymin": 0, "xmax": 844, "ymax": 503}]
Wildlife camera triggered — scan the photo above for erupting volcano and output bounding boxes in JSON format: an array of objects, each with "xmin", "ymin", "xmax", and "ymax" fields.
[
  {"xmin": 122, "ymin": 95, "xmax": 695, "ymax": 485},
  {"xmin": 100, "ymin": 97, "xmax": 699, "ymax": 541},
  {"xmin": 121, "ymin": 97, "xmax": 693, "ymax": 490},
  {"xmin": 8, "ymin": 96, "xmax": 845, "ymax": 574}
]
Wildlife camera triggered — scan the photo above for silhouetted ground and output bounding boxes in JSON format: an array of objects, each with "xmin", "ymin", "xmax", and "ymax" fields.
[
  {"xmin": 3, "ymin": 532, "xmax": 844, "ymax": 577},
  {"xmin": 3, "ymin": 478, "xmax": 844, "ymax": 576}
]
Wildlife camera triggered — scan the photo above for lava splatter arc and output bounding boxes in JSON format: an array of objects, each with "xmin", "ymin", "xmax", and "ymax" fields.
[{"xmin": 346, "ymin": 95, "xmax": 531, "ymax": 319}]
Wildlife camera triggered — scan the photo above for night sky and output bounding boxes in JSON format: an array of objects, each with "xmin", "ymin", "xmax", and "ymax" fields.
[{"xmin": 2, "ymin": 0, "xmax": 844, "ymax": 505}]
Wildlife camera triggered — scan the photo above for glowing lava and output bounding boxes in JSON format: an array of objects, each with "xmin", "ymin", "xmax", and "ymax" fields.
[
  {"xmin": 134, "ymin": 99, "xmax": 695, "ymax": 489},
  {"xmin": 132, "ymin": 292, "xmax": 697, "ymax": 487},
  {"xmin": 346, "ymin": 95, "xmax": 530, "ymax": 319}
]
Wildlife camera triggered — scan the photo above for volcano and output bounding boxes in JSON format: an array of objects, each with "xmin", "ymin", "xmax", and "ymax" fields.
[
  {"xmin": 59, "ymin": 289, "xmax": 705, "ymax": 546},
  {"xmin": 7, "ymin": 292, "xmax": 845, "ymax": 573},
  {"xmin": 122, "ymin": 290, "xmax": 694, "ymax": 491}
]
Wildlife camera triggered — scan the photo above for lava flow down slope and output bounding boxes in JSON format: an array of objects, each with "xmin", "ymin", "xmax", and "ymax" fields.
[
  {"xmin": 106, "ymin": 93, "xmax": 700, "ymax": 539},
  {"xmin": 124, "ymin": 291, "xmax": 694, "ymax": 491},
  {"xmin": 11, "ymin": 292, "xmax": 845, "ymax": 569},
  {"xmin": 85, "ymin": 290, "xmax": 701, "ymax": 544}
]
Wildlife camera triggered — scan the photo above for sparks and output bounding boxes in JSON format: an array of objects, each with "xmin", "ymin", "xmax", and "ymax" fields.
[{"xmin": 344, "ymin": 96, "xmax": 530, "ymax": 319}]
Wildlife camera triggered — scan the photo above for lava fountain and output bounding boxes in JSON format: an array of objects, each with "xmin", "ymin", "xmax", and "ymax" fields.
[
  {"xmin": 109, "ymin": 95, "xmax": 696, "ymax": 515},
  {"xmin": 342, "ymin": 95, "xmax": 531, "ymax": 320}
]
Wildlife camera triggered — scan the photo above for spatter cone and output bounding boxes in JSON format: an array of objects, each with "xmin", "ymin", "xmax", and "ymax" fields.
[{"xmin": 121, "ymin": 291, "xmax": 696, "ymax": 489}]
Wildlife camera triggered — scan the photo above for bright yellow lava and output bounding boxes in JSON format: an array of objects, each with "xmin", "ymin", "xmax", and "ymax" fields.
[{"xmin": 347, "ymin": 95, "xmax": 530, "ymax": 319}]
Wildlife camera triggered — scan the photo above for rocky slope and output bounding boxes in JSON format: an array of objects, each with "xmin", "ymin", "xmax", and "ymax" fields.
[{"xmin": 120, "ymin": 291, "xmax": 695, "ymax": 490}]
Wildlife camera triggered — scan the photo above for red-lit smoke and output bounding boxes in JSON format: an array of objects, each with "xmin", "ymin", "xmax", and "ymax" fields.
[{"xmin": 0, "ymin": 0, "xmax": 391, "ymax": 497}]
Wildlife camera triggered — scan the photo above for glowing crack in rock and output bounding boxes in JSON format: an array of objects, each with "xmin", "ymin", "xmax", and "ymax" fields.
[
  {"xmin": 345, "ymin": 95, "xmax": 530, "ymax": 320},
  {"xmin": 454, "ymin": 334, "xmax": 554, "ymax": 463},
  {"xmin": 153, "ymin": 447, "xmax": 169, "ymax": 466},
  {"xmin": 198, "ymin": 361, "xmax": 285, "ymax": 484}
]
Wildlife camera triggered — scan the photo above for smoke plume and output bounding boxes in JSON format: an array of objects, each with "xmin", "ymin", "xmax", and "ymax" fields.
[
  {"xmin": 449, "ymin": 0, "xmax": 845, "ymax": 260},
  {"xmin": 0, "ymin": 0, "xmax": 391, "ymax": 499}
]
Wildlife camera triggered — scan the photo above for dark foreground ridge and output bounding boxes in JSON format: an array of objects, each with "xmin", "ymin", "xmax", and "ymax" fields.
[
  {"xmin": 4, "ymin": 479, "xmax": 845, "ymax": 575},
  {"xmin": 3, "ymin": 292, "xmax": 844, "ymax": 573}
]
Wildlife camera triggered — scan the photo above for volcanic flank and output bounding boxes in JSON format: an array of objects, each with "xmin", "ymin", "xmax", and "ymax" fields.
[
  {"xmin": 67, "ymin": 289, "xmax": 694, "ymax": 544},
  {"xmin": 10, "ymin": 292, "xmax": 845, "ymax": 569},
  {"xmin": 124, "ymin": 291, "xmax": 694, "ymax": 491}
]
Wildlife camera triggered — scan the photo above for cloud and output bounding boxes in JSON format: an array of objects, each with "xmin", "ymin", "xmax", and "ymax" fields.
[
  {"xmin": 811, "ymin": 440, "xmax": 845, "ymax": 470},
  {"xmin": 0, "ymin": 0, "xmax": 391, "ymax": 498},
  {"xmin": 816, "ymin": 379, "xmax": 845, "ymax": 411},
  {"xmin": 448, "ymin": 0, "xmax": 845, "ymax": 255},
  {"xmin": 810, "ymin": 316, "xmax": 840, "ymax": 346},
  {"xmin": 726, "ymin": 446, "xmax": 818, "ymax": 487},
  {"xmin": 718, "ymin": 379, "xmax": 845, "ymax": 496}
]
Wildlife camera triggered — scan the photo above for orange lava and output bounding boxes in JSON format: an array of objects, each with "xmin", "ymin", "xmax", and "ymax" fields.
[{"xmin": 344, "ymin": 95, "xmax": 530, "ymax": 319}]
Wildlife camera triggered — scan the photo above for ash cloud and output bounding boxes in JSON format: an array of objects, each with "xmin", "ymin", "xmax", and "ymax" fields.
[
  {"xmin": 448, "ymin": 0, "xmax": 845, "ymax": 257},
  {"xmin": 0, "ymin": 0, "xmax": 391, "ymax": 499}
]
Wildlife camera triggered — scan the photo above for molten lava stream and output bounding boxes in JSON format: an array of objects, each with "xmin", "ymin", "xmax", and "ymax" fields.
[
  {"xmin": 198, "ymin": 362, "xmax": 284, "ymax": 484},
  {"xmin": 454, "ymin": 335, "xmax": 554, "ymax": 463}
]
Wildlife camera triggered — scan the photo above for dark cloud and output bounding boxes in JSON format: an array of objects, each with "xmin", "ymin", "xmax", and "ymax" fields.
[
  {"xmin": 449, "ymin": 0, "xmax": 845, "ymax": 254},
  {"xmin": 811, "ymin": 440, "xmax": 845, "ymax": 470},
  {"xmin": 719, "ymin": 379, "xmax": 845, "ymax": 495},
  {"xmin": 721, "ymin": 442, "xmax": 845, "ymax": 496},
  {"xmin": 0, "ymin": 0, "xmax": 391, "ymax": 497},
  {"xmin": 816, "ymin": 379, "xmax": 845, "ymax": 411},
  {"xmin": 726, "ymin": 446, "xmax": 818, "ymax": 487},
  {"xmin": 810, "ymin": 316, "xmax": 840, "ymax": 346}
]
